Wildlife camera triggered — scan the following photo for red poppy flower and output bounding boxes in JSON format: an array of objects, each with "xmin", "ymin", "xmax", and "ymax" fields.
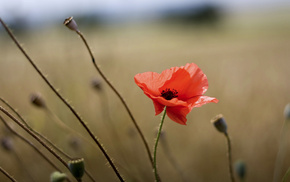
[{"xmin": 134, "ymin": 63, "xmax": 218, "ymax": 125}]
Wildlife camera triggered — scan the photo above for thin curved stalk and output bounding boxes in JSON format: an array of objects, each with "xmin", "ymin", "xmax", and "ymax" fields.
[
  {"xmin": 0, "ymin": 166, "xmax": 17, "ymax": 182},
  {"xmin": 282, "ymin": 167, "xmax": 290, "ymax": 182},
  {"xmin": 153, "ymin": 108, "xmax": 166, "ymax": 182},
  {"xmin": 0, "ymin": 115, "xmax": 61, "ymax": 172},
  {"xmin": 0, "ymin": 97, "xmax": 94, "ymax": 182},
  {"xmin": 273, "ymin": 120, "xmax": 289, "ymax": 182},
  {"xmin": 76, "ymin": 30, "xmax": 154, "ymax": 168},
  {"xmin": 0, "ymin": 18, "xmax": 124, "ymax": 182},
  {"xmin": 224, "ymin": 132, "xmax": 235, "ymax": 182},
  {"xmin": 0, "ymin": 106, "xmax": 69, "ymax": 174}
]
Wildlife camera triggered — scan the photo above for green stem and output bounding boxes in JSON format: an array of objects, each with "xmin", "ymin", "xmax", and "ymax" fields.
[
  {"xmin": 153, "ymin": 108, "xmax": 167, "ymax": 182},
  {"xmin": 0, "ymin": 97, "xmax": 94, "ymax": 182},
  {"xmin": 273, "ymin": 120, "xmax": 288, "ymax": 182},
  {"xmin": 0, "ymin": 166, "xmax": 17, "ymax": 182},
  {"xmin": 282, "ymin": 167, "xmax": 290, "ymax": 182},
  {"xmin": 224, "ymin": 132, "xmax": 235, "ymax": 182},
  {"xmin": 76, "ymin": 30, "xmax": 154, "ymax": 170},
  {"xmin": 0, "ymin": 18, "xmax": 123, "ymax": 182}
]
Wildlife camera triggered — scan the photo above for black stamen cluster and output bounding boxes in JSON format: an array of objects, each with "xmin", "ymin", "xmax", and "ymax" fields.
[{"xmin": 161, "ymin": 88, "xmax": 178, "ymax": 100}]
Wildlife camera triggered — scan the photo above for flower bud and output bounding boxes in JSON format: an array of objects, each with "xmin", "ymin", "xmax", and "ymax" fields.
[
  {"xmin": 284, "ymin": 103, "xmax": 290, "ymax": 120},
  {"xmin": 68, "ymin": 136, "xmax": 82, "ymax": 151},
  {"xmin": 234, "ymin": 160, "xmax": 246, "ymax": 180},
  {"xmin": 211, "ymin": 114, "xmax": 227, "ymax": 134},
  {"xmin": 68, "ymin": 158, "xmax": 85, "ymax": 180},
  {"xmin": 63, "ymin": 17, "xmax": 79, "ymax": 32},
  {"xmin": 30, "ymin": 92, "xmax": 46, "ymax": 108},
  {"xmin": 91, "ymin": 77, "xmax": 102, "ymax": 91},
  {"xmin": 1, "ymin": 137, "xmax": 13, "ymax": 151},
  {"xmin": 50, "ymin": 171, "xmax": 67, "ymax": 182}
]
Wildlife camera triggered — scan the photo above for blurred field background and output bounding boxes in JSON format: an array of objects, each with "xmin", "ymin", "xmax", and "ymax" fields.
[{"xmin": 0, "ymin": 4, "xmax": 290, "ymax": 182}]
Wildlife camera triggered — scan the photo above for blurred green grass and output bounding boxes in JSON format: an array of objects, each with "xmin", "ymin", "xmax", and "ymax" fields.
[{"xmin": 0, "ymin": 9, "xmax": 290, "ymax": 182}]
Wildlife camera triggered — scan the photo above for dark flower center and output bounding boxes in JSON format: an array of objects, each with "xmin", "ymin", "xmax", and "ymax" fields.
[{"xmin": 161, "ymin": 88, "xmax": 178, "ymax": 100}]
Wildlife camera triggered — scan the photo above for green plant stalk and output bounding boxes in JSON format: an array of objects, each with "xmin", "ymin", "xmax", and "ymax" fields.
[
  {"xmin": 282, "ymin": 167, "xmax": 290, "ymax": 182},
  {"xmin": 0, "ymin": 166, "xmax": 17, "ymax": 182},
  {"xmin": 153, "ymin": 108, "xmax": 167, "ymax": 182},
  {"xmin": 76, "ymin": 31, "xmax": 154, "ymax": 169},
  {"xmin": 224, "ymin": 132, "xmax": 235, "ymax": 182},
  {"xmin": 0, "ymin": 18, "xmax": 124, "ymax": 182},
  {"xmin": 0, "ymin": 115, "xmax": 61, "ymax": 172},
  {"xmin": 0, "ymin": 106, "xmax": 95, "ymax": 182},
  {"xmin": 0, "ymin": 97, "xmax": 94, "ymax": 182},
  {"xmin": 0, "ymin": 107, "xmax": 68, "ymax": 168},
  {"xmin": 273, "ymin": 120, "xmax": 289, "ymax": 182}
]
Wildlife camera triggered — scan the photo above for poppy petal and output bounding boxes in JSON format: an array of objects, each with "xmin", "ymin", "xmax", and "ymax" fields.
[
  {"xmin": 134, "ymin": 71, "xmax": 171, "ymax": 97},
  {"xmin": 166, "ymin": 106, "xmax": 190, "ymax": 125},
  {"xmin": 160, "ymin": 63, "xmax": 209, "ymax": 100},
  {"xmin": 152, "ymin": 100, "xmax": 165, "ymax": 115},
  {"xmin": 187, "ymin": 95, "xmax": 219, "ymax": 109}
]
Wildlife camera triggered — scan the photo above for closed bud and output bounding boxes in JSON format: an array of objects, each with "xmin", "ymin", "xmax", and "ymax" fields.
[
  {"xmin": 91, "ymin": 77, "xmax": 102, "ymax": 91},
  {"xmin": 235, "ymin": 160, "xmax": 246, "ymax": 180},
  {"xmin": 30, "ymin": 92, "xmax": 46, "ymax": 108},
  {"xmin": 1, "ymin": 137, "xmax": 13, "ymax": 151},
  {"xmin": 211, "ymin": 114, "xmax": 227, "ymax": 134},
  {"xmin": 64, "ymin": 17, "xmax": 79, "ymax": 32},
  {"xmin": 68, "ymin": 158, "xmax": 85, "ymax": 180},
  {"xmin": 284, "ymin": 103, "xmax": 290, "ymax": 120},
  {"xmin": 50, "ymin": 171, "xmax": 67, "ymax": 182},
  {"xmin": 68, "ymin": 136, "xmax": 82, "ymax": 151}
]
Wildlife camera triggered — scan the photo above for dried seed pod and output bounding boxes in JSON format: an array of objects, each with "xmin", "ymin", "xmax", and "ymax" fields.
[
  {"xmin": 30, "ymin": 92, "xmax": 46, "ymax": 108},
  {"xmin": 211, "ymin": 114, "xmax": 227, "ymax": 134},
  {"xmin": 63, "ymin": 17, "xmax": 79, "ymax": 32},
  {"xmin": 68, "ymin": 158, "xmax": 85, "ymax": 180},
  {"xmin": 91, "ymin": 77, "xmax": 103, "ymax": 91},
  {"xmin": 284, "ymin": 103, "xmax": 290, "ymax": 120},
  {"xmin": 1, "ymin": 137, "xmax": 13, "ymax": 151}
]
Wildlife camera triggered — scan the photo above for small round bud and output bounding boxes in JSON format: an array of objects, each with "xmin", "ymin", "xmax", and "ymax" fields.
[
  {"xmin": 211, "ymin": 114, "xmax": 227, "ymax": 134},
  {"xmin": 68, "ymin": 136, "xmax": 82, "ymax": 151},
  {"xmin": 284, "ymin": 103, "xmax": 290, "ymax": 120},
  {"xmin": 30, "ymin": 92, "xmax": 46, "ymax": 108},
  {"xmin": 91, "ymin": 77, "xmax": 102, "ymax": 91},
  {"xmin": 50, "ymin": 171, "xmax": 67, "ymax": 182},
  {"xmin": 68, "ymin": 158, "xmax": 85, "ymax": 180},
  {"xmin": 1, "ymin": 137, "xmax": 13, "ymax": 151},
  {"xmin": 63, "ymin": 17, "xmax": 79, "ymax": 32},
  {"xmin": 234, "ymin": 160, "xmax": 246, "ymax": 180}
]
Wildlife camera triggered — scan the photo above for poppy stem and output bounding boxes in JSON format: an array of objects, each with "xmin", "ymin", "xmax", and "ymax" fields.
[
  {"xmin": 0, "ymin": 97, "xmax": 94, "ymax": 182},
  {"xmin": 0, "ymin": 166, "xmax": 18, "ymax": 182},
  {"xmin": 75, "ymin": 30, "xmax": 154, "ymax": 169},
  {"xmin": 273, "ymin": 119, "xmax": 289, "ymax": 182},
  {"xmin": 282, "ymin": 167, "xmax": 290, "ymax": 182},
  {"xmin": 153, "ymin": 108, "xmax": 167, "ymax": 182},
  {"xmin": 0, "ymin": 18, "xmax": 123, "ymax": 182},
  {"xmin": 224, "ymin": 132, "xmax": 235, "ymax": 182}
]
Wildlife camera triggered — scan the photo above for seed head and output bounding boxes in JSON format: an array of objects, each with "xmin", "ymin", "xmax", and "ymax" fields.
[
  {"xmin": 50, "ymin": 171, "xmax": 67, "ymax": 182},
  {"xmin": 30, "ymin": 92, "xmax": 46, "ymax": 108},
  {"xmin": 91, "ymin": 77, "xmax": 102, "ymax": 91},
  {"xmin": 235, "ymin": 160, "xmax": 246, "ymax": 180},
  {"xmin": 63, "ymin": 17, "xmax": 79, "ymax": 32},
  {"xmin": 211, "ymin": 114, "xmax": 227, "ymax": 134},
  {"xmin": 1, "ymin": 137, "xmax": 13, "ymax": 151},
  {"xmin": 68, "ymin": 158, "xmax": 85, "ymax": 180},
  {"xmin": 284, "ymin": 103, "xmax": 290, "ymax": 120}
]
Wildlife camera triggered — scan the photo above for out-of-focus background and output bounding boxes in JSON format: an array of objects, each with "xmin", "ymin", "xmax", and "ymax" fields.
[{"xmin": 0, "ymin": 0, "xmax": 290, "ymax": 181}]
